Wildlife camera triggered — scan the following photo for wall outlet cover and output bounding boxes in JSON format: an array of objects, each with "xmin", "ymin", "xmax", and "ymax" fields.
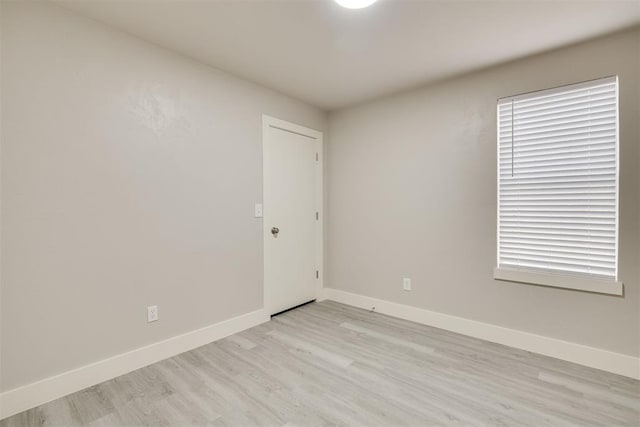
[{"xmin": 147, "ymin": 305, "xmax": 159, "ymax": 322}]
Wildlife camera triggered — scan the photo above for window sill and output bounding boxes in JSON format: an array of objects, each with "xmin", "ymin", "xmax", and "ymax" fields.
[{"xmin": 493, "ymin": 267, "xmax": 623, "ymax": 296}]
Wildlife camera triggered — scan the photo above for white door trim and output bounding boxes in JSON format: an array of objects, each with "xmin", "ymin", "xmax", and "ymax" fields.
[{"xmin": 262, "ymin": 115, "xmax": 323, "ymax": 313}]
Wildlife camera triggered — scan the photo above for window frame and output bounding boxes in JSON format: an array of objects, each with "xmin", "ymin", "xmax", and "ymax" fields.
[{"xmin": 493, "ymin": 76, "xmax": 623, "ymax": 295}]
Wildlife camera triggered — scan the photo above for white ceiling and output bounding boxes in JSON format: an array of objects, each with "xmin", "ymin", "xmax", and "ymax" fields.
[{"xmin": 57, "ymin": 0, "xmax": 640, "ymax": 110}]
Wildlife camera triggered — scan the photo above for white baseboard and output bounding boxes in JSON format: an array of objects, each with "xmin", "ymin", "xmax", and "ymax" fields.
[
  {"xmin": 0, "ymin": 308, "xmax": 269, "ymax": 420},
  {"xmin": 322, "ymin": 287, "xmax": 640, "ymax": 380},
  {"xmin": 3, "ymin": 292, "xmax": 637, "ymax": 420}
]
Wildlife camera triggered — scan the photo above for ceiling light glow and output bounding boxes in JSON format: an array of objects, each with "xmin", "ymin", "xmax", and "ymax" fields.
[{"xmin": 334, "ymin": 0, "xmax": 378, "ymax": 9}]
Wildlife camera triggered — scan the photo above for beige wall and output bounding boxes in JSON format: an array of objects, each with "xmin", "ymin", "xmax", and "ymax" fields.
[
  {"xmin": 0, "ymin": 1, "xmax": 326, "ymax": 391},
  {"xmin": 327, "ymin": 28, "xmax": 640, "ymax": 356},
  {"xmin": 2, "ymin": 0, "xmax": 638, "ymax": 396}
]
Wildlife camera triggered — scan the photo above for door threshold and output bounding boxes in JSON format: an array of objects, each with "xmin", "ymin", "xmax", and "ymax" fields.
[{"xmin": 270, "ymin": 299, "xmax": 316, "ymax": 318}]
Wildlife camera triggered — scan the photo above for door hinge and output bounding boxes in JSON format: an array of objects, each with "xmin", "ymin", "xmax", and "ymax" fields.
[
  {"xmin": 316, "ymin": 211, "xmax": 319, "ymax": 220},
  {"xmin": 315, "ymin": 152, "xmax": 319, "ymax": 161},
  {"xmin": 316, "ymin": 270, "xmax": 319, "ymax": 279}
]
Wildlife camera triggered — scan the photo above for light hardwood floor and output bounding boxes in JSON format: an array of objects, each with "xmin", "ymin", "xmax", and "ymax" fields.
[{"xmin": 2, "ymin": 301, "xmax": 639, "ymax": 426}]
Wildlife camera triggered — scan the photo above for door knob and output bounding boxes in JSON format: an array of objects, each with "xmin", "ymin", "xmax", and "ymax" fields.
[{"xmin": 271, "ymin": 227, "xmax": 280, "ymax": 236}]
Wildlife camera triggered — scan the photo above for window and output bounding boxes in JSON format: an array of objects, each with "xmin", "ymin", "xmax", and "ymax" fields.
[{"xmin": 494, "ymin": 76, "xmax": 622, "ymax": 295}]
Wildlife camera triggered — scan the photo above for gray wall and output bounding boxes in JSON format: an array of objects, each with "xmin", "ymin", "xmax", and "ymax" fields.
[
  {"xmin": 0, "ymin": 1, "xmax": 326, "ymax": 391},
  {"xmin": 327, "ymin": 28, "xmax": 640, "ymax": 356}
]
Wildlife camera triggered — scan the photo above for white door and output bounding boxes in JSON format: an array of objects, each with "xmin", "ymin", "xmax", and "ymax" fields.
[{"xmin": 263, "ymin": 115, "xmax": 322, "ymax": 315}]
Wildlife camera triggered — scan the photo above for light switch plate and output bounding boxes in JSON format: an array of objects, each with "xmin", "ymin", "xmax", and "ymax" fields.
[
  {"xmin": 255, "ymin": 203, "xmax": 263, "ymax": 218},
  {"xmin": 403, "ymin": 278, "xmax": 412, "ymax": 291}
]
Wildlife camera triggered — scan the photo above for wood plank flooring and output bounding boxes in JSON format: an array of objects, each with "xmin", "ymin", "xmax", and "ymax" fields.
[{"xmin": 2, "ymin": 301, "xmax": 639, "ymax": 426}]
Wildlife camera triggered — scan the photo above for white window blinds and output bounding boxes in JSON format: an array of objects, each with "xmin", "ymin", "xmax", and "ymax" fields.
[{"xmin": 497, "ymin": 76, "xmax": 619, "ymax": 280}]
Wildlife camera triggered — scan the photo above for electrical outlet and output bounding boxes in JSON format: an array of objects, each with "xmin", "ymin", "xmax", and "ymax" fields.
[
  {"xmin": 147, "ymin": 305, "xmax": 158, "ymax": 322},
  {"xmin": 403, "ymin": 278, "xmax": 412, "ymax": 291}
]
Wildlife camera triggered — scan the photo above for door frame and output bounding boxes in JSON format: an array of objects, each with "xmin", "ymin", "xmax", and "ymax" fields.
[{"xmin": 262, "ymin": 115, "xmax": 323, "ymax": 314}]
